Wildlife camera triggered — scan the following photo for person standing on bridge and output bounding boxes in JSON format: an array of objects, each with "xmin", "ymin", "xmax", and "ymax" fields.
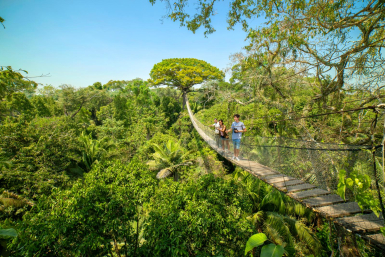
[
  {"xmin": 209, "ymin": 118, "xmax": 221, "ymax": 148},
  {"xmin": 218, "ymin": 119, "xmax": 230, "ymax": 151},
  {"xmin": 227, "ymin": 114, "xmax": 246, "ymax": 161}
]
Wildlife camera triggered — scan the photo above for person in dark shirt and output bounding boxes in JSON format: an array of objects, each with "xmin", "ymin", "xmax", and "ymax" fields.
[{"xmin": 218, "ymin": 119, "xmax": 230, "ymax": 151}]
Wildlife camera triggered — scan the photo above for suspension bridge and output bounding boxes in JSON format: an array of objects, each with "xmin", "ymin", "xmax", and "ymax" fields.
[{"xmin": 186, "ymin": 99, "xmax": 385, "ymax": 250}]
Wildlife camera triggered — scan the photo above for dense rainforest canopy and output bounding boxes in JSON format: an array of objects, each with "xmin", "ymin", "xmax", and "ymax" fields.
[{"xmin": 1, "ymin": 0, "xmax": 385, "ymax": 256}]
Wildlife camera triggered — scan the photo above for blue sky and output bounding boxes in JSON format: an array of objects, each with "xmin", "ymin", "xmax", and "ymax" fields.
[{"xmin": 1, "ymin": 0, "xmax": 264, "ymax": 88}]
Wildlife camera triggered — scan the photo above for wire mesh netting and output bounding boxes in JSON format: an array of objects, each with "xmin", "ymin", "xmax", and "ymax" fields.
[{"xmin": 186, "ymin": 100, "xmax": 385, "ymax": 247}]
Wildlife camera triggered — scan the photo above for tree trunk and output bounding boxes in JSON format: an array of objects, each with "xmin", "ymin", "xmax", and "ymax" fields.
[
  {"xmin": 182, "ymin": 91, "xmax": 187, "ymax": 110},
  {"xmin": 173, "ymin": 171, "xmax": 179, "ymax": 182}
]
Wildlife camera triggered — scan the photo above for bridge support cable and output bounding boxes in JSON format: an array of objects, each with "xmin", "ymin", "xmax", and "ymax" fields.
[{"xmin": 185, "ymin": 99, "xmax": 385, "ymax": 250}]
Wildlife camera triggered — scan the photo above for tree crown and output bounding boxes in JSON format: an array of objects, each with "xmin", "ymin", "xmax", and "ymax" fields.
[{"xmin": 149, "ymin": 58, "xmax": 224, "ymax": 93}]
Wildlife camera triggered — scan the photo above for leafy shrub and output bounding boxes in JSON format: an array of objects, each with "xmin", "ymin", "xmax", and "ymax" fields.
[
  {"xmin": 0, "ymin": 116, "xmax": 81, "ymax": 198},
  {"xmin": 10, "ymin": 159, "xmax": 156, "ymax": 257},
  {"xmin": 141, "ymin": 174, "xmax": 255, "ymax": 256}
]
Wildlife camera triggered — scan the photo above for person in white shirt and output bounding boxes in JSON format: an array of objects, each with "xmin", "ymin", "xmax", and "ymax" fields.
[
  {"xmin": 226, "ymin": 114, "xmax": 246, "ymax": 161},
  {"xmin": 209, "ymin": 118, "xmax": 221, "ymax": 148}
]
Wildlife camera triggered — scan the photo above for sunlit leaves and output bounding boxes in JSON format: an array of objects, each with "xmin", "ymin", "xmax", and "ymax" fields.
[
  {"xmin": 142, "ymin": 174, "xmax": 255, "ymax": 256},
  {"xmin": 149, "ymin": 58, "xmax": 224, "ymax": 93},
  {"xmin": 0, "ymin": 67, "xmax": 37, "ymax": 101},
  {"xmin": 244, "ymin": 233, "xmax": 268, "ymax": 255},
  {"xmin": 260, "ymin": 243, "xmax": 284, "ymax": 257},
  {"xmin": 11, "ymin": 160, "xmax": 157, "ymax": 256}
]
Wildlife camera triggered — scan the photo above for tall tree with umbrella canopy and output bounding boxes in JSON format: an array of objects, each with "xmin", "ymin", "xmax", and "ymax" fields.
[{"xmin": 149, "ymin": 58, "xmax": 224, "ymax": 109}]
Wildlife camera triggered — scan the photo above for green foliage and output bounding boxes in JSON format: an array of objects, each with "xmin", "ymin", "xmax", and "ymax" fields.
[
  {"xmin": 160, "ymin": 95, "xmax": 181, "ymax": 126},
  {"xmin": 11, "ymin": 159, "xmax": 157, "ymax": 257},
  {"xmin": 91, "ymin": 81, "xmax": 103, "ymax": 90},
  {"xmin": 0, "ymin": 67, "xmax": 37, "ymax": 101},
  {"xmin": 346, "ymin": 171, "xmax": 380, "ymax": 214},
  {"xmin": 149, "ymin": 58, "xmax": 224, "ymax": 96},
  {"xmin": 1, "ymin": 55, "xmax": 382, "ymax": 256},
  {"xmin": 113, "ymin": 94, "xmax": 130, "ymax": 123},
  {"xmin": 0, "ymin": 116, "xmax": 81, "ymax": 198},
  {"xmin": 244, "ymin": 233, "xmax": 268, "ymax": 255},
  {"xmin": 0, "ymin": 228, "xmax": 17, "ymax": 238},
  {"xmin": 242, "ymin": 174, "xmax": 320, "ymax": 256},
  {"xmin": 103, "ymin": 79, "xmax": 132, "ymax": 91},
  {"xmin": 6, "ymin": 92, "xmax": 35, "ymax": 119},
  {"xmin": 0, "ymin": 226, "xmax": 17, "ymax": 257},
  {"xmin": 337, "ymin": 169, "xmax": 347, "ymax": 200},
  {"xmin": 0, "ymin": 149, "xmax": 12, "ymax": 170},
  {"xmin": 261, "ymin": 243, "xmax": 284, "ymax": 257},
  {"xmin": 0, "ymin": 191, "xmax": 34, "ymax": 220},
  {"xmin": 148, "ymin": 139, "xmax": 193, "ymax": 180},
  {"xmin": 78, "ymin": 131, "xmax": 116, "ymax": 172},
  {"xmin": 151, "ymin": 1, "xmax": 385, "ymax": 88},
  {"xmin": 141, "ymin": 174, "xmax": 255, "ymax": 256},
  {"xmin": 337, "ymin": 169, "xmax": 380, "ymax": 214},
  {"xmin": 30, "ymin": 95, "xmax": 51, "ymax": 117},
  {"xmin": 0, "ymin": 16, "xmax": 4, "ymax": 28},
  {"xmin": 59, "ymin": 84, "xmax": 104, "ymax": 119}
]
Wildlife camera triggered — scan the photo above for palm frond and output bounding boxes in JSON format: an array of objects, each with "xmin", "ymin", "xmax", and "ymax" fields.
[
  {"xmin": 156, "ymin": 161, "xmax": 194, "ymax": 179},
  {"xmin": 294, "ymin": 219, "xmax": 321, "ymax": 253},
  {"xmin": 179, "ymin": 150, "xmax": 193, "ymax": 161},
  {"xmin": 156, "ymin": 168, "xmax": 172, "ymax": 179},
  {"xmin": 265, "ymin": 212, "xmax": 294, "ymax": 248},
  {"xmin": 261, "ymin": 189, "xmax": 285, "ymax": 214},
  {"xmin": 0, "ymin": 191, "xmax": 34, "ymax": 208},
  {"xmin": 152, "ymin": 152, "xmax": 170, "ymax": 165},
  {"xmin": 152, "ymin": 143, "xmax": 168, "ymax": 159},
  {"xmin": 263, "ymin": 223, "xmax": 285, "ymax": 246},
  {"xmin": 149, "ymin": 140, "xmax": 195, "ymax": 180},
  {"xmin": 248, "ymin": 210, "xmax": 264, "ymax": 225}
]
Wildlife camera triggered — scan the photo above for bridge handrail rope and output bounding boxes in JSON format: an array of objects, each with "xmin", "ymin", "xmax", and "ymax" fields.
[{"xmin": 186, "ymin": 98, "xmax": 385, "ymax": 249}]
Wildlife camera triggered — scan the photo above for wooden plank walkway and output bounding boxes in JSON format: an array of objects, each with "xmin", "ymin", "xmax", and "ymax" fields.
[
  {"xmin": 289, "ymin": 188, "xmax": 330, "ymax": 199},
  {"xmin": 336, "ymin": 213, "xmax": 384, "ymax": 233},
  {"xmin": 186, "ymin": 100, "xmax": 385, "ymax": 250}
]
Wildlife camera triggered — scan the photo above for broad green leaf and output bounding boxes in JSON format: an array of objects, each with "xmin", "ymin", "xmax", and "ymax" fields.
[
  {"xmin": 261, "ymin": 243, "xmax": 284, "ymax": 257},
  {"xmin": 244, "ymin": 233, "xmax": 268, "ymax": 255},
  {"xmin": 0, "ymin": 228, "xmax": 18, "ymax": 238},
  {"xmin": 346, "ymin": 178, "xmax": 354, "ymax": 188}
]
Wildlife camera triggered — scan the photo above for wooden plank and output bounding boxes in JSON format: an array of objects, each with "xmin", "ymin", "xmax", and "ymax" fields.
[
  {"xmin": 261, "ymin": 166, "xmax": 277, "ymax": 172},
  {"xmin": 265, "ymin": 176, "xmax": 296, "ymax": 183},
  {"xmin": 251, "ymin": 166, "xmax": 271, "ymax": 170},
  {"xmin": 364, "ymin": 234, "xmax": 385, "ymax": 250},
  {"xmin": 234, "ymin": 161, "xmax": 250, "ymax": 167},
  {"xmin": 274, "ymin": 179, "xmax": 305, "ymax": 188},
  {"xmin": 237, "ymin": 161, "xmax": 255, "ymax": 167},
  {"xmin": 336, "ymin": 213, "xmax": 384, "ymax": 233},
  {"xmin": 289, "ymin": 189, "xmax": 331, "ymax": 199},
  {"xmin": 250, "ymin": 166, "xmax": 266, "ymax": 170},
  {"xmin": 253, "ymin": 170, "xmax": 278, "ymax": 177},
  {"xmin": 263, "ymin": 174, "xmax": 285, "ymax": 179},
  {"xmin": 246, "ymin": 164, "xmax": 260, "ymax": 167},
  {"xmin": 247, "ymin": 164, "xmax": 276, "ymax": 171},
  {"xmin": 286, "ymin": 183, "xmax": 316, "ymax": 193},
  {"xmin": 316, "ymin": 202, "xmax": 362, "ymax": 218},
  {"xmin": 302, "ymin": 194, "xmax": 344, "ymax": 207}
]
